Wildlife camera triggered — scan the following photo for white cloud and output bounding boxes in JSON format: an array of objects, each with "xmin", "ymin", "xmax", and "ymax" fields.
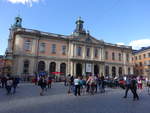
[
  {"xmin": 129, "ymin": 39, "xmax": 150, "ymax": 50},
  {"xmin": 116, "ymin": 42, "xmax": 125, "ymax": 45},
  {"xmin": 6, "ymin": 0, "xmax": 41, "ymax": 7}
]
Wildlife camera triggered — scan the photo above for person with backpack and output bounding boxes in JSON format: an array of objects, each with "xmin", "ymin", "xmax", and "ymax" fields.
[
  {"xmin": 6, "ymin": 76, "xmax": 13, "ymax": 95},
  {"xmin": 86, "ymin": 75, "xmax": 96, "ymax": 95},
  {"xmin": 131, "ymin": 76, "xmax": 139, "ymax": 100},
  {"xmin": 123, "ymin": 75, "xmax": 132, "ymax": 98},
  {"xmin": 38, "ymin": 76, "xmax": 47, "ymax": 96},
  {"xmin": 74, "ymin": 76, "xmax": 81, "ymax": 96}
]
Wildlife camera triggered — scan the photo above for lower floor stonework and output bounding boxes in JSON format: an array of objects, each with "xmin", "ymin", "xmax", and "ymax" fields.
[{"xmin": 11, "ymin": 56, "xmax": 133, "ymax": 78}]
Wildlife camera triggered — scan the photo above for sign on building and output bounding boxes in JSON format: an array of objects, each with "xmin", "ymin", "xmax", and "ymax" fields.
[{"xmin": 86, "ymin": 63, "xmax": 92, "ymax": 72}]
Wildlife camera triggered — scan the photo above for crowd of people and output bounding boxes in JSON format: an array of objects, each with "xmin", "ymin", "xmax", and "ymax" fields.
[
  {"xmin": 0, "ymin": 74, "xmax": 20, "ymax": 95},
  {"xmin": 64, "ymin": 74, "xmax": 150, "ymax": 101},
  {"xmin": 65, "ymin": 74, "xmax": 106, "ymax": 96},
  {"xmin": 1, "ymin": 73, "xmax": 150, "ymax": 101},
  {"xmin": 35, "ymin": 75, "xmax": 52, "ymax": 96}
]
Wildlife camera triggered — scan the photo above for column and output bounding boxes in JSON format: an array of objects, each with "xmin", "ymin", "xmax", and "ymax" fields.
[
  {"xmin": 91, "ymin": 47, "xmax": 94, "ymax": 60},
  {"xmin": 82, "ymin": 62, "xmax": 85, "ymax": 75},
  {"xmin": 116, "ymin": 66, "xmax": 119, "ymax": 77},
  {"xmin": 45, "ymin": 60, "xmax": 49, "ymax": 73},
  {"xmin": 92, "ymin": 63, "xmax": 94, "ymax": 75},
  {"xmin": 83, "ymin": 46, "xmax": 86, "ymax": 59},
  {"xmin": 109, "ymin": 65, "xmax": 112, "ymax": 78},
  {"xmin": 70, "ymin": 61, "xmax": 73, "ymax": 75},
  {"xmin": 99, "ymin": 48, "xmax": 102, "ymax": 60},
  {"xmin": 73, "ymin": 62, "xmax": 76, "ymax": 76}
]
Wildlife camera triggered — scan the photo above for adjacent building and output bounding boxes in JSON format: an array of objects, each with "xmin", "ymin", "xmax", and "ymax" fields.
[
  {"xmin": 132, "ymin": 47, "xmax": 150, "ymax": 78},
  {"xmin": 5, "ymin": 16, "xmax": 133, "ymax": 78}
]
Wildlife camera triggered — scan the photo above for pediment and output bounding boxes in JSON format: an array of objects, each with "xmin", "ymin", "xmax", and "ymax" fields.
[{"xmin": 72, "ymin": 35, "xmax": 103, "ymax": 44}]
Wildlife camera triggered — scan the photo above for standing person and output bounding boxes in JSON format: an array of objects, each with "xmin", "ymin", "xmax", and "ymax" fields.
[
  {"xmin": 6, "ymin": 76, "xmax": 13, "ymax": 95},
  {"xmin": 99, "ymin": 75, "xmax": 105, "ymax": 93},
  {"xmin": 74, "ymin": 76, "xmax": 81, "ymax": 96},
  {"xmin": 38, "ymin": 76, "xmax": 47, "ymax": 96},
  {"xmin": 1, "ymin": 76, "xmax": 7, "ymax": 88},
  {"xmin": 94, "ymin": 75, "xmax": 98, "ymax": 93},
  {"xmin": 137, "ymin": 77, "xmax": 143, "ymax": 89},
  {"xmin": 12, "ymin": 77, "xmax": 19, "ymax": 94},
  {"xmin": 47, "ymin": 76, "xmax": 52, "ymax": 88},
  {"xmin": 123, "ymin": 76, "xmax": 132, "ymax": 98},
  {"xmin": 86, "ymin": 75, "xmax": 96, "ymax": 95},
  {"xmin": 131, "ymin": 76, "xmax": 139, "ymax": 100}
]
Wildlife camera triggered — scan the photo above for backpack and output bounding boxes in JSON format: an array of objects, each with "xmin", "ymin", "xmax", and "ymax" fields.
[{"xmin": 7, "ymin": 79, "xmax": 13, "ymax": 86}]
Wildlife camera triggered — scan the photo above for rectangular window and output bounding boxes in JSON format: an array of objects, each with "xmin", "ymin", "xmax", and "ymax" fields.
[
  {"xmin": 105, "ymin": 51, "xmax": 108, "ymax": 60},
  {"xmin": 51, "ymin": 44, "xmax": 56, "ymax": 54},
  {"xmin": 143, "ymin": 54, "xmax": 146, "ymax": 58},
  {"xmin": 94, "ymin": 48, "xmax": 98, "ymax": 58},
  {"xmin": 112, "ymin": 52, "xmax": 115, "ymax": 60},
  {"xmin": 77, "ymin": 46, "xmax": 82, "ymax": 56},
  {"xmin": 148, "ymin": 53, "xmax": 150, "ymax": 57},
  {"xmin": 139, "ymin": 55, "xmax": 141, "ymax": 60},
  {"xmin": 139, "ymin": 62, "xmax": 142, "ymax": 66},
  {"xmin": 62, "ymin": 45, "xmax": 66, "ymax": 55},
  {"xmin": 24, "ymin": 40, "xmax": 31, "ymax": 51},
  {"xmin": 39, "ymin": 42, "xmax": 45, "ymax": 53},
  {"xmin": 135, "ymin": 56, "xmax": 137, "ymax": 60},
  {"xmin": 126, "ymin": 53, "xmax": 129, "ymax": 62},
  {"xmin": 119, "ymin": 53, "xmax": 121, "ymax": 61},
  {"xmin": 86, "ymin": 47, "xmax": 90, "ymax": 57}
]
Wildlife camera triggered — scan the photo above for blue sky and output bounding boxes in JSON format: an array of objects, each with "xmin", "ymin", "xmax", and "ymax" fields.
[{"xmin": 0, "ymin": 0, "xmax": 150, "ymax": 55}]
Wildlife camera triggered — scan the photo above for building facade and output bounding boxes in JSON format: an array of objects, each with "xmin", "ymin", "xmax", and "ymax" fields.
[
  {"xmin": 5, "ymin": 16, "xmax": 133, "ymax": 78},
  {"xmin": 132, "ymin": 47, "xmax": 150, "ymax": 78}
]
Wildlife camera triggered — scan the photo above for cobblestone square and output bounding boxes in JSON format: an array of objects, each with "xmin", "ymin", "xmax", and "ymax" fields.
[{"xmin": 0, "ymin": 83, "xmax": 150, "ymax": 113}]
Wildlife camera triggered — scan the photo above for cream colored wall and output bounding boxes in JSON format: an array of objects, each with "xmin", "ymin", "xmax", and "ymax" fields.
[{"xmin": 16, "ymin": 35, "xmax": 68, "ymax": 58}]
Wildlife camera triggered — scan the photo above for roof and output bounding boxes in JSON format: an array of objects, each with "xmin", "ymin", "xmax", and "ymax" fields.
[{"xmin": 133, "ymin": 46, "xmax": 150, "ymax": 54}]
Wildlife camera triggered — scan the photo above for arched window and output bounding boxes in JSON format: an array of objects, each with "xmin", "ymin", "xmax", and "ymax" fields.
[
  {"xmin": 23, "ymin": 60, "xmax": 30, "ymax": 74},
  {"xmin": 105, "ymin": 65, "xmax": 109, "ymax": 76},
  {"xmin": 38, "ymin": 61, "xmax": 45, "ymax": 72},
  {"xmin": 60, "ymin": 63, "xmax": 66, "ymax": 76},
  {"xmin": 112, "ymin": 66, "xmax": 116, "ymax": 78},
  {"xmin": 49, "ymin": 62, "xmax": 56, "ymax": 74},
  {"xmin": 119, "ymin": 67, "xmax": 122, "ymax": 76}
]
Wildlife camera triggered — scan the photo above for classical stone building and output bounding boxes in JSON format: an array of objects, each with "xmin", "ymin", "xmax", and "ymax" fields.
[
  {"xmin": 132, "ymin": 47, "xmax": 150, "ymax": 78},
  {"xmin": 5, "ymin": 16, "xmax": 133, "ymax": 78}
]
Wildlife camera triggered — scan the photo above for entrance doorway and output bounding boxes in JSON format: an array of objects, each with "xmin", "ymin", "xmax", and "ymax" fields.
[
  {"xmin": 112, "ymin": 66, "xmax": 116, "ymax": 78},
  {"xmin": 94, "ymin": 64, "xmax": 99, "ymax": 76},
  {"xmin": 76, "ymin": 63, "xmax": 82, "ymax": 76}
]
